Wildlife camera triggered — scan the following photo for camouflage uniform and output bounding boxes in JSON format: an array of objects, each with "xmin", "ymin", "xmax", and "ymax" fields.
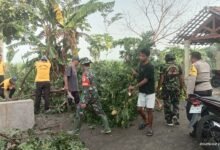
[
  {"xmin": 160, "ymin": 62, "xmax": 183, "ymax": 123},
  {"xmin": 73, "ymin": 59, "xmax": 110, "ymax": 134}
]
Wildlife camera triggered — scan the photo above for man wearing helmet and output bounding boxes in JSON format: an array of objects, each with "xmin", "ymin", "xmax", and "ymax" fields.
[
  {"xmin": 71, "ymin": 57, "xmax": 111, "ymax": 135},
  {"xmin": 34, "ymin": 56, "xmax": 51, "ymax": 114},
  {"xmin": 157, "ymin": 53, "xmax": 184, "ymax": 126},
  {"xmin": 0, "ymin": 77, "xmax": 17, "ymax": 101}
]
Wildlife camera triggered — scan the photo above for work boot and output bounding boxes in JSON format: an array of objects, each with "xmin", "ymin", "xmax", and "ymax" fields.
[
  {"xmin": 67, "ymin": 129, "xmax": 80, "ymax": 136},
  {"xmin": 166, "ymin": 120, "xmax": 174, "ymax": 127},
  {"xmin": 45, "ymin": 109, "xmax": 52, "ymax": 114},
  {"xmin": 172, "ymin": 116, "xmax": 180, "ymax": 125},
  {"xmin": 101, "ymin": 128, "xmax": 112, "ymax": 134},
  {"xmin": 73, "ymin": 110, "xmax": 82, "ymax": 135},
  {"xmin": 100, "ymin": 115, "xmax": 111, "ymax": 134}
]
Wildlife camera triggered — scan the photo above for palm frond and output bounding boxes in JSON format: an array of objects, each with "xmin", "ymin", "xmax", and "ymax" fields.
[
  {"xmin": 7, "ymin": 41, "xmax": 34, "ymax": 49},
  {"xmin": 22, "ymin": 50, "xmax": 40, "ymax": 60},
  {"xmin": 65, "ymin": 0, "xmax": 115, "ymax": 28}
]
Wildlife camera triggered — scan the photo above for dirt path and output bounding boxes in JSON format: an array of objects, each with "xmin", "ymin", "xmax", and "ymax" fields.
[
  {"xmin": 79, "ymin": 102, "xmax": 202, "ymax": 150},
  {"xmin": 35, "ymin": 101, "xmax": 202, "ymax": 150}
]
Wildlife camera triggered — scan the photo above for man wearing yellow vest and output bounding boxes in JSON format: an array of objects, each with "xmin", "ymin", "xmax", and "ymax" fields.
[
  {"xmin": 0, "ymin": 54, "xmax": 6, "ymax": 83},
  {"xmin": 34, "ymin": 56, "xmax": 51, "ymax": 114},
  {"xmin": 186, "ymin": 51, "xmax": 212, "ymax": 137},
  {"xmin": 0, "ymin": 77, "xmax": 17, "ymax": 101}
]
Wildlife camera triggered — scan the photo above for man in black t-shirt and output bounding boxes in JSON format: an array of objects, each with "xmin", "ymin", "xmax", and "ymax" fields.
[{"xmin": 129, "ymin": 49, "xmax": 155, "ymax": 136}]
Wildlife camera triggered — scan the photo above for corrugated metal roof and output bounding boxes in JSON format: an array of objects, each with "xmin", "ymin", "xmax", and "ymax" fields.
[{"xmin": 170, "ymin": 6, "xmax": 220, "ymax": 45}]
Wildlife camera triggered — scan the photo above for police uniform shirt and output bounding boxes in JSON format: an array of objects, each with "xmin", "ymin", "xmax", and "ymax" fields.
[{"xmin": 187, "ymin": 60, "xmax": 212, "ymax": 94}]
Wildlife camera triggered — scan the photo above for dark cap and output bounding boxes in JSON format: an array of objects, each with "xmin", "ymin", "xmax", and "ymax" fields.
[
  {"xmin": 72, "ymin": 56, "xmax": 80, "ymax": 62},
  {"xmin": 41, "ymin": 55, "xmax": 48, "ymax": 61},
  {"xmin": 80, "ymin": 57, "xmax": 92, "ymax": 65},
  {"xmin": 165, "ymin": 53, "xmax": 175, "ymax": 62},
  {"xmin": 10, "ymin": 77, "xmax": 17, "ymax": 84}
]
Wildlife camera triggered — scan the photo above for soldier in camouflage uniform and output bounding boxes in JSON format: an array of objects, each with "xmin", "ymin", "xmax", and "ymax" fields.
[
  {"xmin": 72, "ymin": 57, "xmax": 111, "ymax": 135},
  {"xmin": 157, "ymin": 54, "xmax": 184, "ymax": 126}
]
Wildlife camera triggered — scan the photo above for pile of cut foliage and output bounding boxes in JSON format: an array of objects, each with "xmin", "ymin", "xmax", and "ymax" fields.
[{"xmin": 0, "ymin": 130, "xmax": 87, "ymax": 150}]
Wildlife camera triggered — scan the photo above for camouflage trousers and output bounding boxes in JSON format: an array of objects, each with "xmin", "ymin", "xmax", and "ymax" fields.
[
  {"xmin": 162, "ymin": 90, "xmax": 180, "ymax": 122},
  {"xmin": 73, "ymin": 89, "xmax": 110, "ymax": 132}
]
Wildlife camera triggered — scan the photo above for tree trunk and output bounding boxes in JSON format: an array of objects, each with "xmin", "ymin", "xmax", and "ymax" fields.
[
  {"xmin": 184, "ymin": 40, "xmax": 191, "ymax": 78},
  {"xmin": 0, "ymin": 29, "xmax": 3, "ymax": 54},
  {"xmin": 0, "ymin": 39, "xmax": 3, "ymax": 54},
  {"xmin": 70, "ymin": 31, "xmax": 78, "ymax": 57}
]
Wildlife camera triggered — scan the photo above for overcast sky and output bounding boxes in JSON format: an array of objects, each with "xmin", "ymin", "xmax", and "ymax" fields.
[{"xmin": 8, "ymin": 0, "xmax": 220, "ymax": 63}]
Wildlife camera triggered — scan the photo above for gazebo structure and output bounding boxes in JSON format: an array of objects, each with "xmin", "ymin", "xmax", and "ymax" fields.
[{"xmin": 171, "ymin": 6, "xmax": 220, "ymax": 77}]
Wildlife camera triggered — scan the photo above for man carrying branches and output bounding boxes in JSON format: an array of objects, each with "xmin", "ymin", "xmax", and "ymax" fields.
[
  {"xmin": 64, "ymin": 56, "xmax": 80, "ymax": 106},
  {"xmin": 70, "ymin": 57, "xmax": 111, "ymax": 135},
  {"xmin": 129, "ymin": 48, "xmax": 155, "ymax": 136}
]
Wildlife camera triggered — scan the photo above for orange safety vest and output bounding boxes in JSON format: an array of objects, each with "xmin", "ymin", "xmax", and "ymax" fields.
[{"xmin": 82, "ymin": 73, "xmax": 90, "ymax": 87}]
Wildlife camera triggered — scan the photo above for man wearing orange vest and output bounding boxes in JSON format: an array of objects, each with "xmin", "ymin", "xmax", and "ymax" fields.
[
  {"xmin": 0, "ymin": 77, "xmax": 17, "ymax": 100},
  {"xmin": 34, "ymin": 56, "xmax": 51, "ymax": 114},
  {"xmin": 71, "ymin": 57, "xmax": 111, "ymax": 135},
  {"xmin": 0, "ymin": 54, "xmax": 6, "ymax": 83}
]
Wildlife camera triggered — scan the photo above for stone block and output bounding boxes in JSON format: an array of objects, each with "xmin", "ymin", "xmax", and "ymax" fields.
[{"xmin": 0, "ymin": 99, "xmax": 35, "ymax": 131}]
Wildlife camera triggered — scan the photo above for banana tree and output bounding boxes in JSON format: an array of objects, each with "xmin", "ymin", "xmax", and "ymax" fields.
[
  {"xmin": 0, "ymin": 0, "xmax": 30, "ymax": 54},
  {"xmin": 59, "ymin": 0, "xmax": 115, "ymax": 60},
  {"xmin": 8, "ymin": 0, "xmax": 115, "ymax": 96},
  {"xmin": 10, "ymin": 0, "xmax": 115, "ymax": 65}
]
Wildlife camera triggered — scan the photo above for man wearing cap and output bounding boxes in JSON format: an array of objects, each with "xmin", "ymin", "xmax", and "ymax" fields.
[
  {"xmin": 64, "ymin": 56, "xmax": 80, "ymax": 105},
  {"xmin": 34, "ymin": 56, "xmax": 51, "ymax": 114},
  {"xmin": 0, "ymin": 77, "xmax": 17, "ymax": 100},
  {"xmin": 71, "ymin": 57, "xmax": 111, "ymax": 135},
  {"xmin": 0, "ymin": 54, "xmax": 6, "ymax": 84},
  {"xmin": 157, "ymin": 53, "xmax": 184, "ymax": 126}
]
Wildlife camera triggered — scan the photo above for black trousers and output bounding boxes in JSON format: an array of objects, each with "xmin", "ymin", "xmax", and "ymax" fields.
[
  {"xmin": 0, "ymin": 88, "xmax": 16, "ymax": 99},
  {"xmin": 68, "ymin": 91, "xmax": 80, "ymax": 105},
  {"xmin": 0, "ymin": 75, "xmax": 4, "ymax": 84},
  {"xmin": 35, "ymin": 82, "xmax": 50, "ymax": 113}
]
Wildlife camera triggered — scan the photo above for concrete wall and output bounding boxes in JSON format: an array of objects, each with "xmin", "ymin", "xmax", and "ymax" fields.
[{"xmin": 0, "ymin": 99, "xmax": 35, "ymax": 131}]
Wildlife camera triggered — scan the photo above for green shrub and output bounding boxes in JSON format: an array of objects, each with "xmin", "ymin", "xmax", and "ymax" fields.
[{"xmin": 84, "ymin": 61, "xmax": 138, "ymax": 128}]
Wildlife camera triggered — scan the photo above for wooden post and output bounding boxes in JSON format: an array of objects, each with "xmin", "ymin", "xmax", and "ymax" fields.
[
  {"xmin": 0, "ymin": 29, "xmax": 3, "ymax": 54},
  {"xmin": 184, "ymin": 40, "xmax": 191, "ymax": 78},
  {"xmin": 0, "ymin": 40, "xmax": 3, "ymax": 54},
  {"xmin": 216, "ymin": 50, "xmax": 220, "ymax": 70}
]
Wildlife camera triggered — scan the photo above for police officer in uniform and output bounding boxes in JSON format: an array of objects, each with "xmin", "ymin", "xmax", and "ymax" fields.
[
  {"xmin": 71, "ymin": 57, "xmax": 111, "ymax": 135},
  {"xmin": 186, "ymin": 51, "xmax": 212, "ymax": 137}
]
